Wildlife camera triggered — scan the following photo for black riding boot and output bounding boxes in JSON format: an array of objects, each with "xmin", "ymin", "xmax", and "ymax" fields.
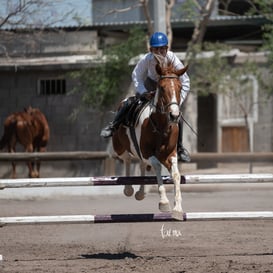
[
  {"xmin": 177, "ymin": 118, "xmax": 191, "ymax": 162},
  {"xmin": 100, "ymin": 100, "xmax": 131, "ymax": 138}
]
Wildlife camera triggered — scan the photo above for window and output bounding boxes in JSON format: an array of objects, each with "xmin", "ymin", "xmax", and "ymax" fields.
[{"xmin": 38, "ymin": 78, "xmax": 66, "ymax": 95}]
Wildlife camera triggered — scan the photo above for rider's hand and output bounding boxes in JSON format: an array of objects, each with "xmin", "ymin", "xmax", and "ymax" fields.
[{"xmin": 139, "ymin": 91, "xmax": 155, "ymax": 101}]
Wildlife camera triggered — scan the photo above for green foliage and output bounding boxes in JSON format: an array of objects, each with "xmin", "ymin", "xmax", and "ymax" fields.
[
  {"xmin": 248, "ymin": 0, "xmax": 273, "ymax": 75},
  {"xmin": 187, "ymin": 42, "xmax": 264, "ymax": 97},
  {"xmin": 184, "ymin": 0, "xmax": 273, "ymax": 98},
  {"xmin": 187, "ymin": 42, "xmax": 231, "ymax": 96},
  {"xmin": 172, "ymin": 0, "xmax": 200, "ymax": 20},
  {"xmin": 255, "ymin": 1, "xmax": 273, "ymax": 95},
  {"xmin": 70, "ymin": 28, "xmax": 146, "ymax": 111}
]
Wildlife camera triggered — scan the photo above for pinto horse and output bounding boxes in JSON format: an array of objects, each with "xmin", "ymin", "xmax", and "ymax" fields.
[
  {"xmin": 112, "ymin": 61, "xmax": 188, "ymax": 220},
  {"xmin": 0, "ymin": 106, "xmax": 50, "ymax": 178}
]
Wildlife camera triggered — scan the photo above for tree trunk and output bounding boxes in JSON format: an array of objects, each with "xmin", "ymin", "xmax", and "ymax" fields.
[
  {"xmin": 166, "ymin": 0, "xmax": 175, "ymax": 49},
  {"xmin": 187, "ymin": 0, "xmax": 216, "ymax": 52}
]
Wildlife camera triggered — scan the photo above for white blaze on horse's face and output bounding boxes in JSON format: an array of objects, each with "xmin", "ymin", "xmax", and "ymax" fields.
[{"xmin": 169, "ymin": 79, "xmax": 180, "ymax": 117}]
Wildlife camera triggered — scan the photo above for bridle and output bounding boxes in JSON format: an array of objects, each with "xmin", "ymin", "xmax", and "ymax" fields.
[
  {"xmin": 149, "ymin": 74, "xmax": 182, "ymax": 134},
  {"xmin": 157, "ymin": 74, "xmax": 181, "ymax": 118}
]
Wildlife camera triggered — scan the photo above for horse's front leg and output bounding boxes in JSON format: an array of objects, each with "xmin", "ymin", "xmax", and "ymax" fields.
[
  {"xmin": 35, "ymin": 146, "xmax": 46, "ymax": 178},
  {"xmin": 26, "ymin": 144, "xmax": 37, "ymax": 178},
  {"xmin": 11, "ymin": 161, "xmax": 16, "ymax": 179},
  {"xmin": 35, "ymin": 160, "xmax": 41, "ymax": 178},
  {"xmin": 149, "ymin": 156, "xmax": 170, "ymax": 212},
  {"xmin": 135, "ymin": 161, "xmax": 146, "ymax": 201},
  {"xmin": 9, "ymin": 147, "xmax": 16, "ymax": 179},
  {"xmin": 123, "ymin": 157, "xmax": 134, "ymax": 197},
  {"xmin": 170, "ymin": 156, "xmax": 183, "ymax": 220},
  {"xmin": 27, "ymin": 160, "xmax": 36, "ymax": 178}
]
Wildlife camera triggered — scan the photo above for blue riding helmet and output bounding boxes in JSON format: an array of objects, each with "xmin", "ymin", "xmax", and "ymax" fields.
[{"xmin": 149, "ymin": 32, "xmax": 168, "ymax": 47}]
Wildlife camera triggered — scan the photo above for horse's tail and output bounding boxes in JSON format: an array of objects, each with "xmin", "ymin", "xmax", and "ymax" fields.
[{"xmin": 0, "ymin": 115, "xmax": 17, "ymax": 150}]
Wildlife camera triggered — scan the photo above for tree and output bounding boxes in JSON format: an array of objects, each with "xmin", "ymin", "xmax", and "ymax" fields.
[
  {"xmin": 73, "ymin": 0, "xmax": 272, "ymax": 123},
  {"xmin": 0, "ymin": 0, "xmax": 87, "ymax": 57},
  {"xmin": 0, "ymin": 0, "xmax": 84, "ymax": 29},
  {"xmin": 73, "ymin": 0, "xmax": 218, "ymax": 111},
  {"xmin": 250, "ymin": 0, "xmax": 273, "ymax": 76},
  {"xmin": 69, "ymin": 27, "xmax": 146, "ymax": 111}
]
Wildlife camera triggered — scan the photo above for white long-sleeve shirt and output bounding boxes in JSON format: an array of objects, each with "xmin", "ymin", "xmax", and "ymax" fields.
[{"xmin": 132, "ymin": 51, "xmax": 190, "ymax": 104}]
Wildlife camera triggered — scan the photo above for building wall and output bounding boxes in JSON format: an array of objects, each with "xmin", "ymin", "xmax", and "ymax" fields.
[
  {"xmin": 0, "ymin": 68, "xmax": 112, "ymax": 177},
  {"xmin": 0, "ymin": 30, "xmax": 98, "ymax": 57},
  {"xmin": 0, "ymin": 68, "xmax": 109, "ymax": 151},
  {"xmin": 0, "ymin": 29, "xmax": 110, "ymax": 177}
]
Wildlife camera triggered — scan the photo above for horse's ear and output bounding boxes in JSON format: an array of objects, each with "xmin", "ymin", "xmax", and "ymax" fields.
[
  {"xmin": 155, "ymin": 63, "xmax": 162, "ymax": 75},
  {"xmin": 177, "ymin": 64, "xmax": 189, "ymax": 76}
]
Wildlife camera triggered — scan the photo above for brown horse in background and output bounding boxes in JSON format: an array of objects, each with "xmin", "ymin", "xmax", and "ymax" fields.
[
  {"xmin": 0, "ymin": 106, "xmax": 50, "ymax": 178},
  {"xmin": 112, "ymin": 61, "xmax": 188, "ymax": 220}
]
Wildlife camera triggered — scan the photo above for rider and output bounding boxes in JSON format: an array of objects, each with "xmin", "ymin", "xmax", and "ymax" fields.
[{"xmin": 101, "ymin": 32, "xmax": 191, "ymax": 162}]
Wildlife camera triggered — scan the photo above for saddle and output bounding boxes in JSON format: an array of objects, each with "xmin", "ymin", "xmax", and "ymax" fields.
[{"xmin": 124, "ymin": 96, "xmax": 150, "ymax": 128}]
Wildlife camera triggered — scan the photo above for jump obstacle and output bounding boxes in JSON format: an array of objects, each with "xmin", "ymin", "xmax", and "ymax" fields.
[
  {"xmin": 0, "ymin": 173, "xmax": 273, "ymax": 189},
  {"xmin": 1, "ymin": 211, "xmax": 273, "ymax": 227},
  {"xmin": 1, "ymin": 174, "xmax": 272, "ymax": 227}
]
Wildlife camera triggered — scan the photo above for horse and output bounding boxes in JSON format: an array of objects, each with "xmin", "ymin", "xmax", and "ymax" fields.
[
  {"xmin": 0, "ymin": 106, "xmax": 50, "ymax": 178},
  {"xmin": 112, "ymin": 61, "xmax": 188, "ymax": 220}
]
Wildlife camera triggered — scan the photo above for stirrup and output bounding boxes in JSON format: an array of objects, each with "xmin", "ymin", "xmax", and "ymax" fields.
[{"xmin": 177, "ymin": 147, "xmax": 191, "ymax": 162}]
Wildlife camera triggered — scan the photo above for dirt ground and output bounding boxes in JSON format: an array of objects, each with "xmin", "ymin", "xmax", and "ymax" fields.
[{"xmin": 1, "ymin": 186, "xmax": 273, "ymax": 273}]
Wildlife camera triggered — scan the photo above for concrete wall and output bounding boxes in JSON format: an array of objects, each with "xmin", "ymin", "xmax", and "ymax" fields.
[
  {"xmin": 0, "ymin": 68, "xmax": 113, "ymax": 177},
  {"xmin": 0, "ymin": 30, "xmax": 98, "ymax": 57},
  {"xmin": 0, "ymin": 29, "xmax": 113, "ymax": 177}
]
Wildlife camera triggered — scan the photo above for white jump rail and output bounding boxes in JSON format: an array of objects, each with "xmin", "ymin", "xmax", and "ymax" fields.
[
  {"xmin": 0, "ymin": 174, "xmax": 273, "ymax": 189},
  {"xmin": 0, "ymin": 211, "xmax": 273, "ymax": 226},
  {"xmin": 185, "ymin": 173, "xmax": 273, "ymax": 183}
]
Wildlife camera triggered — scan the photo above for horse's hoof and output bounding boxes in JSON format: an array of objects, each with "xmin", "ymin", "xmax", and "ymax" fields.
[
  {"xmin": 123, "ymin": 186, "xmax": 134, "ymax": 197},
  {"xmin": 135, "ymin": 191, "xmax": 145, "ymax": 201},
  {"xmin": 171, "ymin": 210, "xmax": 184, "ymax": 221},
  {"xmin": 159, "ymin": 202, "xmax": 171, "ymax": 212}
]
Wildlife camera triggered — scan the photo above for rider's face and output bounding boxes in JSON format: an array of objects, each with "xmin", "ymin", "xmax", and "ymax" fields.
[{"xmin": 150, "ymin": 46, "xmax": 168, "ymax": 57}]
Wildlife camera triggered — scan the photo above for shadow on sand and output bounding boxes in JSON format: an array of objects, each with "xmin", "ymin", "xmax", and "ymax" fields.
[{"xmin": 81, "ymin": 252, "xmax": 140, "ymax": 260}]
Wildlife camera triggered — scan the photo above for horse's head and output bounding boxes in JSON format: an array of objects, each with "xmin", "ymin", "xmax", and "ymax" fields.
[{"xmin": 155, "ymin": 62, "xmax": 188, "ymax": 123}]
